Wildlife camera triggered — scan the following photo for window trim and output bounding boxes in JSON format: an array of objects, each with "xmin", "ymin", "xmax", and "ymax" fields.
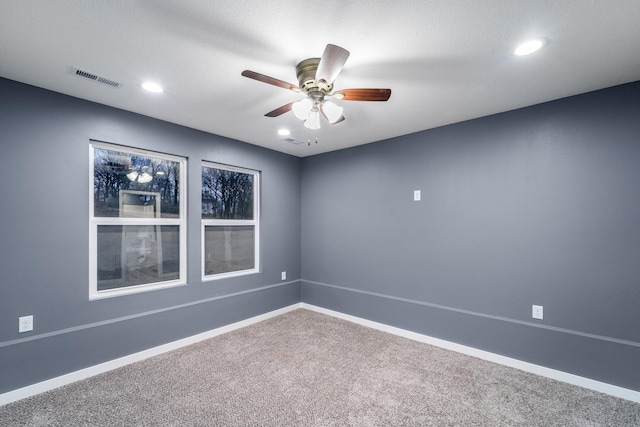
[
  {"xmin": 89, "ymin": 140, "xmax": 187, "ymax": 299},
  {"xmin": 201, "ymin": 161, "xmax": 260, "ymax": 281}
]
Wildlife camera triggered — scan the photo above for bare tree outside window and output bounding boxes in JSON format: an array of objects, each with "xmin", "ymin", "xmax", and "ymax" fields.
[
  {"xmin": 201, "ymin": 163, "xmax": 259, "ymax": 279},
  {"xmin": 201, "ymin": 166, "xmax": 253, "ymax": 220}
]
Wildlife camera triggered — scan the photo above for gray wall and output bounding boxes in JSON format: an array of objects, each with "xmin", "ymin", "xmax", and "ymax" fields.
[
  {"xmin": 301, "ymin": 81, "xmax": 640, "ymax": 391},
  {"xmin": 0, "ymin": 78, "xmax": 301, "ymax": 394},
  {"xmin": 2, "ymin": 76, "xmax": 639, "ymax": 396}
]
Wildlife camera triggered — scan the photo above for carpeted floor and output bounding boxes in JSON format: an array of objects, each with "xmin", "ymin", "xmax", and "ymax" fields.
[{"xmin": 1, "ymin": 309, "xmax": 639, "ymax": 426}]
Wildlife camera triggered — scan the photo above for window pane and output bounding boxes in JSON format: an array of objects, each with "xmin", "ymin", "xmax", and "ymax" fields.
[
  {"xmin": 94, "ymin": 147, "xmax": 181, "ymax": 218},
  {"xmin": 204, "ymin": 225, "xmax": 255, "ymax": 275},
  {"xmin": 97, "ymin": 225, "xmax": 180, "ymax": 291},
  {"xmin": 202, "ymin": 166, "xmax": 253, "ymax": 219}
]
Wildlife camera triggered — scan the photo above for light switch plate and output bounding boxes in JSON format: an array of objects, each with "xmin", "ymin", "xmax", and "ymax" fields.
[
  {"xmin": 532, "ymin": 305, "xmax": 543, "ymax": 320},
  {"xmin": 413, "ymin": 190, "xmax": 421, "ymax": 201}
]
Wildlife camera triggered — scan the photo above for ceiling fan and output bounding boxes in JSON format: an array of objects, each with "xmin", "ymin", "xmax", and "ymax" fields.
[{"xmin": 241, "ymin": 44, "xmax": 391, "ymax": 129}]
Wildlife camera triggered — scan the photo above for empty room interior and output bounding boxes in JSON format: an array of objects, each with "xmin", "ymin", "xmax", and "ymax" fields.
[{"xmin": 1, "ymin": 1, "xmax": 640, "ymax": 424}]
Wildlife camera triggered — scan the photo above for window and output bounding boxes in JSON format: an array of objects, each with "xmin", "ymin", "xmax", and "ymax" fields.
[
  {"xmin": 202, "ymin": 162, "xmax": 260, "ymax": 280},
  {"xmin": 90, "ymin": 141, "xmax": 186, "ymax": 298}
]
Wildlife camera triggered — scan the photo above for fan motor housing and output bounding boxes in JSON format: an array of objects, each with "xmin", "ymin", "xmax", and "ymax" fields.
[{"xmin": 296, "ymin": 58, "xmax": 332, "ymax": 94}]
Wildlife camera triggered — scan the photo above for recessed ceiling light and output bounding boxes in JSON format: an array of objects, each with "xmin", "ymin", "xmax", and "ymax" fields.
[
  {"xmin": 141, "ymin": 82, "xmax": 163, "ymax": 93},
  {"xmin": 277, "ymin": 129, "xmax": 291, "ymax": 136},
  {"xmin": 514, "ymin": 38, "xmax": 546, "ymax": 56}
]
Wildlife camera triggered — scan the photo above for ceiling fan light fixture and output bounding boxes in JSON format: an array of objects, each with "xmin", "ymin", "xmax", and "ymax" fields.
[
  {"xmin": 292, "ymin": 98, "xmax": 313, "ymax": 120},
  {"xmin": 241, "ymin": 44, "xmax": 392, "ymax": 131},
  {"xmin": 304, "ymin": 109, "xmax": 321, "ymax": 129},
  {"xmin": 322, "ymin": 100, "xmax": 343, "ymax": 123}
]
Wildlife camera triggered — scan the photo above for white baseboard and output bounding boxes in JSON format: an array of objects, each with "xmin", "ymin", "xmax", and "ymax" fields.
[
  {"xmin": 0, "ymin": 304, "xmax": 303, "ymax": 407},
  {"xmin": 300, "ymin": 303, "xmax": 640, "ymax": 403},
  {"xmin": 3, "ymin": 302, "xmax": 639, "ymax": 406}
]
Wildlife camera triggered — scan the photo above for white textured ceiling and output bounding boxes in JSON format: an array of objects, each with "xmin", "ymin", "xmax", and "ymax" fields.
[{"xmin": 1, "ymin": 1, "xmax": 640, "ymax": 157}]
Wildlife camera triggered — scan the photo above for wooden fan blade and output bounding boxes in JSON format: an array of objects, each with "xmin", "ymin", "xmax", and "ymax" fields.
[
  {"xmin": 241, "ymin": 70, "xmax": 299, "ymax": 91},
  {"xmin": 265, "ymin": 102, "xmax": 294, "ymax": 117},
  {"xmin": 334, "ymin": 88, "xmax": 391, "ymax": 101},
  {"xmin": 315, "ymin": 44, "xmax": 350, "ymax": 84}
]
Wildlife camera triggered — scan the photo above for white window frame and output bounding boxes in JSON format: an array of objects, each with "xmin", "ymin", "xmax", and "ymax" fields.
[
  {"xmin": 201, "ymin": 162, "xmax": 260, "ymax": 281},
  {"xmin": 89, "ymin": 140, "xmax": 187, "ymax": 299}
]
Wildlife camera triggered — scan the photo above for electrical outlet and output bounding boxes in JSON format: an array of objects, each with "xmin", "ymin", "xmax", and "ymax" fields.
[
  {"xmin": 413, "ymin": 190, "xmax": 421, "ymax": 201},
  {"xmin": 532, "ymin": 305, "xmax": 543, "ymax": 320},
  {"xmin": 281, "ymin": 271, "xmax": 286, "ymax": 281},
  {"xmin": 19, "ymin": 315, "xmax": 33, "ymax": 333}
]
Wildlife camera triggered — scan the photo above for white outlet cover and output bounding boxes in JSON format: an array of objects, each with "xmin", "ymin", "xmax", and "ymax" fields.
[
  {"xmin": 19, "ymin": 315, "xmax": 33, "ymax": 333},
  {"xmin": 413, "ymin": 190, "xmax": 421, "ymax": 201},
  {"xmin": 281, "ymin": 271, "xmax": 286, "ymax": 281}
]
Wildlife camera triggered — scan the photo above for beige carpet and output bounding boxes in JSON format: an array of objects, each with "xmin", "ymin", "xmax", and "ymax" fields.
[{"xmin": 1, "ymin": 309, "xmax": 639, "ymax": 426}]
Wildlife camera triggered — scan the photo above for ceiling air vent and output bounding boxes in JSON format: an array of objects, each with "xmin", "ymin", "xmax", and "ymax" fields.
[
  {"xmin": 71, "ymin": 67, "xmax": 122, "ymax": 88},
  {"xmin": 284, "ymin": 138, "xmax": 304, "ymax": 145}
]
